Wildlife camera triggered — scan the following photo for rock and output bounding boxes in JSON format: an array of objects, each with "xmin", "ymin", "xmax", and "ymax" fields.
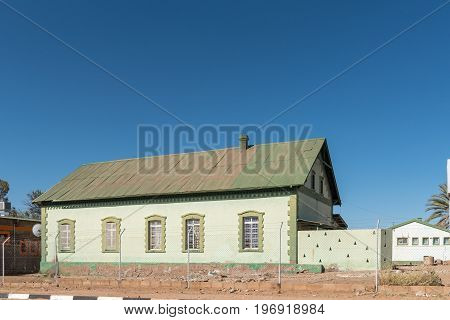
[{"xmin": 415, "ymin": 291, "xmax": 428, "ymax": 297}]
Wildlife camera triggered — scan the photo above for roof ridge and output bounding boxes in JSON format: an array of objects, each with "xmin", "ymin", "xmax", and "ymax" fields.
[
  {"xmin": 80, "ymin": 137, "xmax": 325, "ymax": 166},
  {"xmin": 390, "ymin": 218, "xmax": 450, "ymax": 233}
]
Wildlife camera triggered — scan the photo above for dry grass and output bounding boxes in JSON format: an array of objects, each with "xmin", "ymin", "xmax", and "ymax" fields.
[{"xmin": 381, "ymin": 271, "xmax": 442, "ymax": 286}]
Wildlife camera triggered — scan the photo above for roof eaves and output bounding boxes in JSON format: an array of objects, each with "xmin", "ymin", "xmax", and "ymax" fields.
[{"xmin": 390, "ymin": 218, "xmax": 450, "ymax": 233}]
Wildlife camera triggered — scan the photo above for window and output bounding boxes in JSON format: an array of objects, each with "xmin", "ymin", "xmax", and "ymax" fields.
[
  {"xmin": 150, "ymin": 221, "xmax": 162, "ymax": 249},
  {"xmin": 57, "ymin": 219, "xmax": 75, "ymax": 252},
  {"xmin": 411, "ymin": 237, "xmax": 419, "ymax": 246},
  {"xmin": 422, "ymin": 237, "xmax": 429, "ymax": 245},
  {"xmin": 444, "ymin": 237, "xmax": 450, "ymax": 245},
  {"xmin": 238, "ymin": 211, "xmax": 264, "ymax": 252},
  {"xmin": 186, "ymin": 219, "xmax": 200, "ymax": 250},
  {"xmin": 59, "ymin": 224, "xmax": 70, "ymax": 251},
  {"xmin": 319, "ymin": 177, "xmax": 324, "ymax": 195},
  {"xmin": 243, "ymin": 217, "xmax": 259, "ymax": 249},
  {"xmin": 310, "ymin": 171, "xmax": 316, "ymax": 190},
  {"xmin": 102, "ymin": 217, "xmax": 121, "ymax": 253},
  {"xmin": 181, "ymin": 214, "xmax": 205, "ymax": 253},
  {"xmin": 397, "ymin": 237, "xmax": 408, "ymax": 246},
  {"xmin": 432, "ymin": 237, "xmax": 440, "ymax": 246},
  {"xmin": 145, "ymin": 215, "xmax": 166, "ymax": 252}
]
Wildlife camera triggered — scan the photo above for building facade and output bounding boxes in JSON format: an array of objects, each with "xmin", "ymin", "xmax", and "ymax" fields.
[
  {"xmin": 35, "ymin": 137, "xmax": 342, "ymax": 271},
  {"xmin": 0, "ymin": 216, "xmax": 41, "ymax": 274},
  {"xmin": 391, "ymin": 219, "xmax": 450, "ymax": 263}
]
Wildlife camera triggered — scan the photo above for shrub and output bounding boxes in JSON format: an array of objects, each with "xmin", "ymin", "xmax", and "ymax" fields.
[{"xmin": 381, "ymin": 271, "xmax": 442, "ymax": 286}]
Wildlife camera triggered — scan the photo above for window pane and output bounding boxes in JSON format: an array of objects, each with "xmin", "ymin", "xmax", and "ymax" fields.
[
  {"xmin": 411, "ymin": 238, "xmax": 419, "ymax": 245},
  {"xmin": 105, "ymin": 222, "xmax": 117, "ymax": 250},
  {"xmin": 186, "ymin": 219, "xmax": 200, "ymax": 250},
  {"xmin": 149, "ymin": 220, "xmax": 162, "ymax": 250},
  {"xmin": 444, "ymin": 237, "xmax": 450, "ymax": 245},
  {"xmin": 243, "ymin": 216, "xmax": 259, "ymax": 249},
  {"xmin": 396, "ymin": 238, "xmax": 407, "ymax": 246},
  {"xmin": 422, "ymin": 238, "xmax": 429, "ymax": 245},
  {"xmin": 59, "ymin": 224, "xmax": 70, "ymax": 250}
]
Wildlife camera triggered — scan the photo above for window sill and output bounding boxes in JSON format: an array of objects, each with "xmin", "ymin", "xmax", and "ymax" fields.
[
  {"xmin": 58, "ymin": 250, "xmax": 75, "ymax": 253},
  {"xmin": 102, "ymin": 250, "xmax": 119, "ymax": 253},
  {"xmin": 239, "ymin": 248, "xmax": 263, "ymax": 253},
  {"xmin": 146, "ymin": 249, "xmax": 166, "ymax": 253},
  {"xmin": 182, "ymin": 249, "xmax": 204, "ymax": 253}
]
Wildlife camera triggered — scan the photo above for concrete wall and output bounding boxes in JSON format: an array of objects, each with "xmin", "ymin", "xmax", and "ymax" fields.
[
  {"xmin": 44, "ymin": 196, "xmax": 291, "ymax": 265},
  {"xmin": 298, "ymin": 229, "xmax": 392, "ymax": 271},
  {"xmin": 392, "ymin": 222, "xmax": 450, "ymax": 262}
]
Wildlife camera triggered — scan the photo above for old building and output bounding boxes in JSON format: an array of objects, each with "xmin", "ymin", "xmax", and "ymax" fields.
[
  {"xmin": 34, "ymin": 137, "xmax": 341, "ymax": 272},
  {"xmin": 0, "ymin": 216, "xmax": 41, "ymax": 274}
]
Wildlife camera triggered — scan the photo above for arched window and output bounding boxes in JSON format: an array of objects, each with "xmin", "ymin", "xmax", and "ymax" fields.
[
  {"xmin": 145, "ymin": 215, "xmax": 166, "ymax": 252},
  {"xmin": 238, "ymin": 211, "xmax": 264, "ymax": 252},
  {"xmin": 310, "ymin": 170, "xmax": 316, "ymax": 190},
  {"xmin": 319, "ymin": 177, "xmax": 324, "ymax": 195},
  {"xmin": 57, "ymin": 219, "xmax": 75, "ymax": 253},
  {"xmin": 181, "ymin": 213, "xmax": 205, "ymax": 253},
  {"xmin": 101, "ymin": 217, "xmax": 121, "ymax": 253}
]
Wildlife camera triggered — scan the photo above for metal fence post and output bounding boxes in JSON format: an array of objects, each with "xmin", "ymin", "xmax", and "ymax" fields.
[
  {"xmin": 55, "ymin": 231, "xmax": 60, "ymax": 279},
  {"xmin": 375, "ymin": 219, "xmax": 380, "ymax": 293},
  {"xmin": 187, "ymin": 228, "xmax": 191, "ymax": 289},
  {"xmin": 278, "ymin": 222, "xmax": 283, "ymax": 292},
  {"xmin": 119, "ymin": 228, "xmax": 126, "ymax": 281},
  {"xmin": 2, "ymin": 236, "xmax": 11, "ymax": 286}
]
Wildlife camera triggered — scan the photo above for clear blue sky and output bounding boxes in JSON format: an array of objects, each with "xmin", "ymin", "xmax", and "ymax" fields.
[{"xmin": 1, "ymin": 0, "xmax": 449, "ymax": 228}]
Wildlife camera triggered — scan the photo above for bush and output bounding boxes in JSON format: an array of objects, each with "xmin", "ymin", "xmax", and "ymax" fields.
[{"xmin": 381, "ymin": 271, "xmax": 442, "ymax": 286}]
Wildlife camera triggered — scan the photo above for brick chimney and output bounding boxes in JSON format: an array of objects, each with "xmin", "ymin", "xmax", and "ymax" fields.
[{"xmin": 239, "ymin": 134, "xmax": 249, "ymax": 151}]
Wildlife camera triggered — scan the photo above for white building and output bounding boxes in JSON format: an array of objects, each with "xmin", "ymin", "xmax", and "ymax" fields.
[{"xmin": 391, "ymin": 219, "xmax": 450, "ymax": 263}]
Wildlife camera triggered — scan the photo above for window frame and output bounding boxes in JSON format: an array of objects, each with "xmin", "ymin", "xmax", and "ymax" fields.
[
  {"xmin": 101, "ymin": 217, "xmax": 121, "ymax": 253},
  {"xmin": 422, "ymin": 237, "xmax": 429, "ymax": 246},
  {"xmin": 396, "ymin": 237, "xmax": 408, "ymax": 246},
  {"xmin": 432, "ymin": 237, "xmax": 440, "ymax": 246},
  {"xmin": 57, "ymin": 219, "xmax": 75, "ymax": 253},
  {"xmin": 238, "ymin": 211, "xmax": 264, "ymax": 252},
  {"xmin": 443, "ymin": 237, "xmax": 450, "ymax": 245},
  {"xmin": 181, "ymin": 213, "xmax": 205, "ymax": 253},
  {"xmin": 145, "ymin": 215, "xmax": 166, "ymax": 253},
  {"xmin": 411, "ymin": 237, "xmax": 419, "ymax": 246}
]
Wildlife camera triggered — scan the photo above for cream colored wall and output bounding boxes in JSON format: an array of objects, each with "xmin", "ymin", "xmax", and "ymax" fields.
[{"xmin": 45, "ymin": 196, "xmax": 291, "ymax": 264}]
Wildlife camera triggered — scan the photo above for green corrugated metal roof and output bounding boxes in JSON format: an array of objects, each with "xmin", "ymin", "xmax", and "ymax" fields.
[
  {"xmin": 35, "ymin": 138, "xmax": 338, "ymax": 204},
  {"xmin": 390, "ymin": 218, "xmax": 450, "ymax": 233}
]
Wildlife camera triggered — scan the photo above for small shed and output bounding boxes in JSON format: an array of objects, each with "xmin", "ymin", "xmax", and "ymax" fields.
[{"xmin": 390, "ymin": 219, "xmax": 450, "ymax": 264}]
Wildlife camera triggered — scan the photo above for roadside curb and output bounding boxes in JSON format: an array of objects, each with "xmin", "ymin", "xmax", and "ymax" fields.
[{"xmin": 0, "ymin": 293, "xmax": 150, "ymax": 300}]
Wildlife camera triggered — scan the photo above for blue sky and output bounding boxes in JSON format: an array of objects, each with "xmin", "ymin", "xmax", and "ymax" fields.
[{"xmin": 1, "ymin": 0, "xmax": 449, "ymax": 228}]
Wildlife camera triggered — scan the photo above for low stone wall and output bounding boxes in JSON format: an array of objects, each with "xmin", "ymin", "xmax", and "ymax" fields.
[
  {"xmin": 1, "ymin": 277, "xmax": 373, "ymax": 294},
  {"xmin": 40, "ymin": 262, "xmax": 324, "ymax": 279}
]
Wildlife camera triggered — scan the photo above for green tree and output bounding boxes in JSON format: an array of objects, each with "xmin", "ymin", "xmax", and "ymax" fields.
[
  {"xmin": 23, "ymin": 190, "xmax": 44, "ymax": 219},
  {"xmin": 425, "ymin": 183, "xmax": 449, "ymax": 229}
]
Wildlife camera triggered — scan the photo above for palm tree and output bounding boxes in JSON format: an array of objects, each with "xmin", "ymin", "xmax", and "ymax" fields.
[{"xmin": 425, "ymin": 183, "xmax": 449, "ymax": 229}]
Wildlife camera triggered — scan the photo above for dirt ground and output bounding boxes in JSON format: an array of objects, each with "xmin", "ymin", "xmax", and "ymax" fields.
[{"xmin": 2, "ymin": 264, "xmax": 450, "ymax": 300}]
